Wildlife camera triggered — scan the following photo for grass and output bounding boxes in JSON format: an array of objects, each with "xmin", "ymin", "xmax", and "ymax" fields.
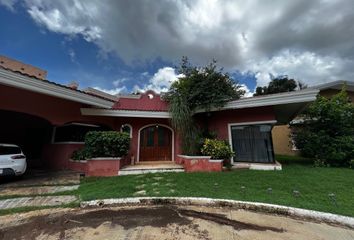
[
  {"xmin": 0, "ymin": 190, "xmax": 79, "ymax": 200},
  {"xmin": 78, "ymin": 156, "xmax": 354, "ymax": 217},
  {"xmin": 0, "ymin": 201, "xmax": 80, "ymax": 216}
]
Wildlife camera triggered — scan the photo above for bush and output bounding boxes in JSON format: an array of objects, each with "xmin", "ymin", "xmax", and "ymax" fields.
[
  {"xmin": 293, "ymin": 88, "xmax": 354, "ymax": 167},
  {"xmin": 71, "ymin": 148, "xmax": 91, "ymax": 160},
  {"xmin": 201, "ymin": 138, "xmax": 234, "ymax": 160},
  {"xmin": 71, "ymin": 131, "xmax": 130, "ymax": 160},
  {"xmin": 85, "ymin": 131, "xmax": 130, "ymax": 158}
]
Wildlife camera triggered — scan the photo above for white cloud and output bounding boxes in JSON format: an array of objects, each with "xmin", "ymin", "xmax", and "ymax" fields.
[
  {"xmin": 132, "ymin": 67, "xmax": 183, "ymax": 93},
  {"xmin": 112, "ymin": 78, "xmax": 128, "ymax": 87},
  {"xmin": 12, "ymin": 0, "xmax": 354, "ymax": 87},
  {"xmin": 93, "ymin": 86, "xmax": 127, "ymax": 95},
  {"xmin": 146, "ymin": 67, "xmax": 183, "ymax": 92},
  {"xmin": 239, "ymin": 84, "xmax": 253, "ymax": 98},
  {"xmin": 67, "ymin": 48, "xmax": 77, "ymax": 63},
  {"xmin": 246, "ymin": 50, "xmax": 354, "ymax": 87},
  {"xmin": 0, "ymin": 0, "xmax": 17, "ymax": 11}
]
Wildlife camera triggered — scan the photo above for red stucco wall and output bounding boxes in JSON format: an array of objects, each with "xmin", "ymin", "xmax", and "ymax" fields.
[
  {"xmin": 0, "ymin": 84, "xmax": 116, "ymax": 126},
  {"xmin": 86, "ymin": 159, "xmax": 120, "ymax": 176},
  {"xmin": 67, "ymin": 159, "xmax": 121, "ymax": 176},
  {"xmin": 199, "ymin": 106, "xmax": 276, "ymax": 140},
  {"xmin": 178, "ymin": 156, "xmax": 223, "ymax": 172},
  {"xmin": 42, "ymin": 143, "xmax": 84, "ymax": 169}
]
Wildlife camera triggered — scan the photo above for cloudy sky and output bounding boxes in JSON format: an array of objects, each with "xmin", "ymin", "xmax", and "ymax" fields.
[{"xmin": 1, "ymin": 0, "xmax": 353, "ymax": 96}]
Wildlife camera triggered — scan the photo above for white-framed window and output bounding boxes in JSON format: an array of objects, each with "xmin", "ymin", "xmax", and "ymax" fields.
[
  {"xmin": 121, "ymin": 124, "xmax": 132, "ymax": 138},
  {"xmin": 52, "ymin": 122, "xmax": 109, "ymax": 143}
]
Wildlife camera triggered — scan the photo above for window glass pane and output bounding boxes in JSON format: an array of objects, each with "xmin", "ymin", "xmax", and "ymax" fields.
[
  {"xmin": 121, "ymin": 125, "xmax": 131, "ymax": 136},
  {"xmin": 0, "ymin": 146, "xmax": 21, "ymax": 155},
  {"xmin": 54, "ymin": 124, "xmax": 109, "ymax": 142},
  {"xmin": 146, "ymin": 127, "xmax": 155, "ymax": 147},
  {"xmin": 158, "ymin": 127, "xmax": 166, "ymax": 146},
  {"xmin": 231, "ymin": 125, "xmax": 274, "ymax": 163}
]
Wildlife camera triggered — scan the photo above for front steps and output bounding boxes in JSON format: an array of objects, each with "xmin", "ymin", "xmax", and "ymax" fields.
[{"xmin": 118, "ymin": 162, "xmax": 185, "ymax": 175}]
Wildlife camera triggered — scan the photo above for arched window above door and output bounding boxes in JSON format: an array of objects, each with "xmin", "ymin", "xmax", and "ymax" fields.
[{"xmin": 121, "ymin": 124, "xmax": 132, "ymax": 138}]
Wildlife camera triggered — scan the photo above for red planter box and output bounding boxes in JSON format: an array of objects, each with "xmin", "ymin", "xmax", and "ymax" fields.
[
  {"xmin": 178, "ymin": 155, "xmax": 223, "ymax": 172},
  {"xmin": 68, "ymin": 158, "xmax": 121, "ymax": 177}
]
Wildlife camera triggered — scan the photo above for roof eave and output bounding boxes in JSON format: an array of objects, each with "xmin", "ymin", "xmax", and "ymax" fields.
[
  {"xmin": 0, "ymin": 68, "xmax": 114, "ymax": 108},
  {"xmin": 81, "ymin": 108, "xmax": 171, "ymax": 118},
  {"xmin": 223, "ymin": 89, "xmax": 319, "ymax": 110}
]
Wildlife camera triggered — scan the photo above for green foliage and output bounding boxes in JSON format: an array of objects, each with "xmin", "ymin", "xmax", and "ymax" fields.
[
  {"xmin": 201, "ymin": 138, "xmax": 234, "ymax": 160},
  {"xmin": 85, "ymin": 131, "xmax": 130, "ymax": 158},
  {"xmin": 71, "ymin": 131, "xmax": 130, "ymax": 159},
  {"xmin": 254, "ymin": 76, "xmax": 304, "ymax": 96},
  {"xmin": 71, "ymin": 148, "xmax": 91, "ymax": 160},
  {"xmin": 164, "ymin": 57, "xmax": 244, "ymax": 154},
  {"xmin": 293, "ymin": 88, "xmax": 354, "ymax": 167},
  {"xmin": 349, "ymin": 159, "xmax": 354, "ymax": 169}
]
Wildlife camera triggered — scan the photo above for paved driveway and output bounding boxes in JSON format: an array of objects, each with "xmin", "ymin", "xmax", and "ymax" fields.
[
  {"xmin": 0, "ymin": 205, "xmax": 353, "ymax": 240},
  {"xmin": 0, "ymin": 170, "xmax": 80, "ymax": 210}
]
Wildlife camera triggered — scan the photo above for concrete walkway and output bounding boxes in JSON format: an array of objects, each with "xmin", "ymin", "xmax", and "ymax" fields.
[
  {"xmin": 0, "ymin": 195, "xmax": 78, "ymax": 209},
  {"xmin": 0, "ymin": 185, "xmax": 79, "ymax": 197},
  {"xmin": 0, "ymin": 170, "xmax": 80, "ymax": 210}
]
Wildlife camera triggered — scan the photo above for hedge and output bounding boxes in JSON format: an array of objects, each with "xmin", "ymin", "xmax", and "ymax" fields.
[{"xmin": 72, "ymin": 131, "xmax": 130, "ymax": 160}]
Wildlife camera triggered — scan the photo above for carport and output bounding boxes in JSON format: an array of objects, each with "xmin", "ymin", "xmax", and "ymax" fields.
[
  {"xmin": 0, "ymin": 67, "xmax": 115, "ymax": 173},
  {"xmin": 0, "ymin": 110, "xmax": 52, "ymax": 169}
]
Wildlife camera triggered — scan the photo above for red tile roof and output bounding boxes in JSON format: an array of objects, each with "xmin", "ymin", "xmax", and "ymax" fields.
[
  {"xmin": 112, "ymin": 90, "xmax": 169, "ymax": 111},
  {"xmin": 0, "ymin": 65, "xmax": 115, "ymax": 102}
]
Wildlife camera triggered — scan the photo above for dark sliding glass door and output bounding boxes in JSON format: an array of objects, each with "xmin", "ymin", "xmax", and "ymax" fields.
[{"xmin": 231, "ymin": 125, "xmax": 274, "ymax": 163}]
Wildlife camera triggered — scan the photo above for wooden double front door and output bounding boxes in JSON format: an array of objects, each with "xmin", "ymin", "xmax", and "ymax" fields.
[{"xmin": 139, "ymin": 125, "xmax": 172, "ymax": 162}]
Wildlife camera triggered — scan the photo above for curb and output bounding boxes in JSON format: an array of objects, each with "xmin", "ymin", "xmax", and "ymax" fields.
[{"xmin": 80, "ymin": 197, "xmax": 354, "ymax": 229}]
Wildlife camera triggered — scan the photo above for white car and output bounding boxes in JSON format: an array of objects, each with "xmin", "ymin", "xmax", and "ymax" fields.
[{"xmin": 0, "ymin": 144, "xmax": 27, "ymax": 176}]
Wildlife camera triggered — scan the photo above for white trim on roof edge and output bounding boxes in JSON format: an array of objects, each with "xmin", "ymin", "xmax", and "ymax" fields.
[
  {"xmin": 82, "ymin": 89, "xmax": 319, "ymax": 117},
  {"xmin": 0, "ymin": 68, "xmax": 114, "ymax": 108},
  {"xmin": 81, "ymin": 108, "xmax": 171, "ymax": 118},
  {"xmin": 223, "ymin": 89, "xmax": 319, "ymax": 110}
]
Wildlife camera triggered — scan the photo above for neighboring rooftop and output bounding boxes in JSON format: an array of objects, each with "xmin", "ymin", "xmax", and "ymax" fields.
[
  {"xmin": 112, "ymin": 90, "xmax": 169, "ymax": 111},
  {"xmin": 308, "ymin": 80, "xmax": 354, "ymax": 92},
  {"xmin": 0, "ymin": 55, "xmax": 47, "ymax": 80}
]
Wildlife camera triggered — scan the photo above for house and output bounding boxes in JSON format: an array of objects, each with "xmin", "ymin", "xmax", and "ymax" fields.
[
  {"xmin": 272, "ymin": 80, "xmax": 354, "ymax": 156},
  {"xmin": 0, "ymin": 56, "xmax": 319, "ymax": 176}
]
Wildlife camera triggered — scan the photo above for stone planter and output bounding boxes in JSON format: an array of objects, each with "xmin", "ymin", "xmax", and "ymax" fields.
[{"xmin": 177, "ymin": 155, "xmax": 223, "ymax": 172}]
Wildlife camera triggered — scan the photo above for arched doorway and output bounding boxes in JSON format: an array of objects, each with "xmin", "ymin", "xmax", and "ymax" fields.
[{"xmin": 139, "ymin": 125, "xmax": 173, "ymax": 162}]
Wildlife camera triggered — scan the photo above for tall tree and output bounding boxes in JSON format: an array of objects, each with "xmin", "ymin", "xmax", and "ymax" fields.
[
  {"xmin": 164, "ymin": 57, "xmax": 244, "ymax": 154},
  {"xmin": 254, "ymin": 76, "xmax": 301, "ymax": 96}
]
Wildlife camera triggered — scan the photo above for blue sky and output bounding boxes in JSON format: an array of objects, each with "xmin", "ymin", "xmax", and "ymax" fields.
[
  {"xmin": 0, "ymin": 5, "xmax": 185, "ymax": 93},
  {"xmin": 1, "ymin": 1, "xmax": 353, "ymax": 96}
]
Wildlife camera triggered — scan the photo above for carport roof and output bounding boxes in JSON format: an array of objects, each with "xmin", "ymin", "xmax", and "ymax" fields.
[{"xmin": 0, "ymin": 67, "xmax": 114, "ymax": 108}]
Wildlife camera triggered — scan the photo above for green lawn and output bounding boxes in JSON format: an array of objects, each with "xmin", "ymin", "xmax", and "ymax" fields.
[{"xmin": 78, "ymin": 156, "xmax": 354, "ymax": 217}]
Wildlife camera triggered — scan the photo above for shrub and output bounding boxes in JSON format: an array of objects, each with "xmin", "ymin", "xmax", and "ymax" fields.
[
  {"xmin": 71, "ymin": 148, "xmax": 91, "ymax": 160},
  {"xmin": 293, "ymin": 88, "xmax": 354, "ymax": 167},
  {"xmin": 71, "ymin": 131, "xmax": 130, "ymax": 160},
  {"xmin": 201, "ymin": 138, "xmax": 234, "ymax": 160},
  {"xmin": 85, "ymin": 131, "xmax": 130, "ymax": 158}
]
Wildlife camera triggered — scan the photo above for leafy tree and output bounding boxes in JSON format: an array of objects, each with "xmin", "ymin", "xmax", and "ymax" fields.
[
  {"xmin": 164, "ymin": 57, "xmax": 244, "ymax": 154},
  {"xmin": 254, "ymin": 76, "xmax": 303, "ymax": 96},
  {"xmin": 293, "ymin": 87, "xmax": 354, "ymax": 167}
]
